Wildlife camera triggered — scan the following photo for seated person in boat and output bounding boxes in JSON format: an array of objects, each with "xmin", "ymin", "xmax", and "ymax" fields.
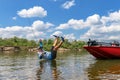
[
  {"xmin": 111, "ymin": 40, "xmax": 119, "ymax": 46},
  {"xmin": 87, "ymin": 39, "xmax": 98, "ymax": 46},
  {"xmin": 38, "ymin": 35, "xmax": 64, "ymax": 60}
]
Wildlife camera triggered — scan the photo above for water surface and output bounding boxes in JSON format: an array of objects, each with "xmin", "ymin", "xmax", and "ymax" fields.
[{"xmin": 0, "ymin": 50, "xmax": 120, "ymax": 80}]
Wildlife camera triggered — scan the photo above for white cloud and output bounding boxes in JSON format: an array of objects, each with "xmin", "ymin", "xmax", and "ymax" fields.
[
  {"xmin": 101, "ymin": 10, "xmax": 120, "ymax": 26},
  {"xmin": 86, "ymin": 14, "xmax": 102, "ymax": 26},
  {"xmin": 64, "ymin": 33, "xmax": 76, "ymax": 40},
  {"xmin": 51, "ymin": 31, "xmax": 76, "ymax": 41},
  {"xmin": 56, "ymin": 14, "xmax": 102, "ymax": 30},
  {"xmin": 12, "ymin": 16, "xmax": 17, "ymax": 20},
  {"xmin": 1, "ymin": 9, "xmax": 120, "ymax": 41},
  {"xmin": 0, "ymin": 26, "xmax": 30, "ymax": 39},
  {"xmin": 32, "ymin": 20, "xmax": 54, "ymax": 31},
  {"xmin": 62, "ymin": 0, "xmax": 75, "ymax": 9},
  {"xmin": 56, "ymin": 19, "xmax": 87, "ymax": 30},
  {"xmin": 80, "ymin": 24, "xmax": 120, "ymax": 40},
  {"xmin": 80, "ymin": 10, "xmax": 120, "ymax": 40},
  {"xmin": 26, "ymin": 31, "xmax": 46, "ymax": 40},
  {"xmin": 51, "ymin": 31, "xmax": 63, "ymax": 37},
  {"xmin": 0, "ymin": 20, "xmax": 54, "ymax": 40},
  {"xmin": 17, "ymin": 6, "xmax": 47, "ymax": 18},
  {"xmin": 56, "ymin": 10, "xmax": 120, "ymax": 40}
]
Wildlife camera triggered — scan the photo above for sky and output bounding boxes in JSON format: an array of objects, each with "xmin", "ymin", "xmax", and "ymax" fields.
[{"xmin": 0, "ymin": 0, "xmax": 120, "ymax": 41}]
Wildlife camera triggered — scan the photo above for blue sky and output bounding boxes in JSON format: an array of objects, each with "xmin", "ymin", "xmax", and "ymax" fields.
[{"xmin": 0, "ymin": 0, "xmax": 120, "ymax": 41}]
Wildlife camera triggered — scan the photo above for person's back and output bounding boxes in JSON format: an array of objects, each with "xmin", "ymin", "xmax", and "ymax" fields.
[
  {"xmin": 43, "ymin": 51, "xmax": 53, "ymax": 60},
  {"xmin": 38, "ymin": 51, "xmax": 54, "ymax": 60}
]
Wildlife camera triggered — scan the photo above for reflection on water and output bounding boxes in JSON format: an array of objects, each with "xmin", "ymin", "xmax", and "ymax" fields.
[
  {"xmin": 87, "ymin": 59, "xmax": 120, "ymax": 80},
  {"xmin": 0, "ymin": 51, "xmax": 38, "ymax": 80},
  {"xmin": 36, "ymin": 60, "xmax": 63, "ymax": 80},
  {"xmin": 0, "ymin": 50, "xmax": 120, "ymax": 80}
]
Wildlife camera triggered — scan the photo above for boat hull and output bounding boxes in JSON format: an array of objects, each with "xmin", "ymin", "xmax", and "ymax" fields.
[{"xmin": 84, "ymin": 46, "xmax": 120, "ymax": 59}]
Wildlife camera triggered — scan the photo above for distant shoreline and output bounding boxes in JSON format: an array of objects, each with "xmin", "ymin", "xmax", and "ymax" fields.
[
  {"xmin": 0, "ymin": 46, "xmax": 32, "ymax": 52},
  {"xmin": 0, "ymin": 46, "xmax": 83, "ymax": 52}
]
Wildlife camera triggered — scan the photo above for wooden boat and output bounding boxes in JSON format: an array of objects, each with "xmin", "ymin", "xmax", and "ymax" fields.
[{"xmin": 84, "ymin": 39, "xmax": 120, "ymax": 59}]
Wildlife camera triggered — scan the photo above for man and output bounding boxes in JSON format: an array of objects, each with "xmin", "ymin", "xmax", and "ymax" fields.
[
  {"xmin": 38, "ymin": 39, "xmax": 44, "ymax": 52},
  {"xmin": 39, "ymin": 39, "xmax": 43, "ymax": 49},
  {"xmin": 38, "ymin": 35, "xmax": 64, "ymax": 60}
]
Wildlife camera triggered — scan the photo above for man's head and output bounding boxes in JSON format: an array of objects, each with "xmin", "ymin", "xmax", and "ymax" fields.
[{"xmin": 39, "ymin": 39, "xmax": 42, "ymax": 42}]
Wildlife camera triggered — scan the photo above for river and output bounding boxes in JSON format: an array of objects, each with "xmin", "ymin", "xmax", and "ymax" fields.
[{"xmin": 0, "ymin": 50, "xmax": 120, "ymax": 80}]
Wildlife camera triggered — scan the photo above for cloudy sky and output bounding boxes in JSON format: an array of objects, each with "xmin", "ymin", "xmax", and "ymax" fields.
[{"xmin": 0, "ymin": 0, "xmax": 120, "ymax": 41}]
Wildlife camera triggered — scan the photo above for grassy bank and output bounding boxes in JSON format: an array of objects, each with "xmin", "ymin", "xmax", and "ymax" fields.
[{"xmin": 0, "ymin": 36, "xmax": 86, "ymax": 51}]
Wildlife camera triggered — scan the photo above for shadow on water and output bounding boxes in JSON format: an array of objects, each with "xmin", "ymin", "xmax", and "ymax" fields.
[
  {"xmin": 36, "ymin": 60, "xmax": 63, "ymax": 80},
  {"xmin": 86, "ymin": 59, "xmax": 120, "ymax": 80}
]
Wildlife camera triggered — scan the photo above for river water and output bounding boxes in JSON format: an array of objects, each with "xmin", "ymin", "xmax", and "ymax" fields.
[{"xmin": 0, "ymin": 50, "xmax": 120, "ymax": 80}]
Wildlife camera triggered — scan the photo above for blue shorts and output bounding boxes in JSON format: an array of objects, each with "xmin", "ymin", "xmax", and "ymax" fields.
[{"xmin": 38, "ymin": 46, "xmax": 57, "ymax": 60}]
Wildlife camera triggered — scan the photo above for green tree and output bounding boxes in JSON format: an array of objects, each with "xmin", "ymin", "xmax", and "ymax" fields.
[{"xmin": 0, "ymin": 36, "xmax": 86, "ymax": 50}]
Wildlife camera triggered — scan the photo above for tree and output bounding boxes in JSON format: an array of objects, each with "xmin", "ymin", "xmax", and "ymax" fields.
[{"xmin": 0, "ymin": 37, "xmax": 86, "ymax": 50}]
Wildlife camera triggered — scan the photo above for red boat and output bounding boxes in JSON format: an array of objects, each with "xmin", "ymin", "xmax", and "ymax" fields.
[{"xmin": 84, "ymin": 39, "xmax": 120, "ymax": 59}]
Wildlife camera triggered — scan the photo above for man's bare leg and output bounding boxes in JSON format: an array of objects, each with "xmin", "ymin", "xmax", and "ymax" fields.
[
  {"xmin": 53, "ymin": 36, "xmax": 64, "ymax": 51},
  {"xmin": 54, "ymin": 41, "xmax": 63, "ymax": 51},
  {"xmin": 53, "ymin": 37, "xmax": 59, "ymax": 47}
]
